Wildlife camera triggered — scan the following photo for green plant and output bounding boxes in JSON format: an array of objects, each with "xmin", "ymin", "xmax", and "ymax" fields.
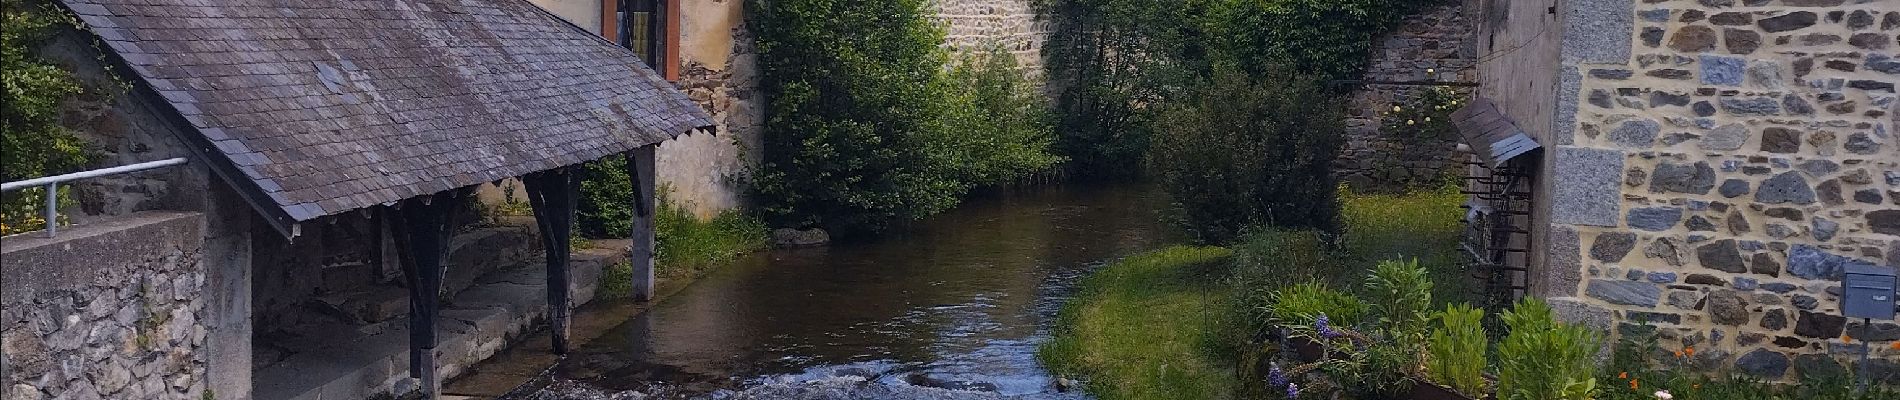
[
  {"xmin": 1339, "ymin": 183, "xmax": 1470, "ymax": 305},
  {"xmin": 1367, "ymin": 258, "xmax": 1432, "ymax": 341},
  {"xmin": 1425, "ymin": 303, "xmax": 1486, "ymax": 396},
  {"xmin": 1271, "ymin": 282, "xmax": 1367, "ymax": 330},
  {"xmin": 1497, "ymin": 298, "xmax": 1599, "ymax": 400},
  {"xmin": 1206, "ymin": 0, "xmax": 1445, "ymax": 82},
  {"xmin": 1151, "ymin": 66, "xmax": 1344, "ymax": 244},
  {"xmin": 2, "ymin": 0, "xmax": 93, "ymax": 235}
]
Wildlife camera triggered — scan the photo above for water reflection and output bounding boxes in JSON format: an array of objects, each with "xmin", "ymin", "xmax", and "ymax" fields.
[{"xmin": 523, "ymin": 184, "xmax": 1175, "ymax": 399}]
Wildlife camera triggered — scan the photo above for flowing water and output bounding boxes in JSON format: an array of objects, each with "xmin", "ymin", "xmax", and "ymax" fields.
[{"xmin": 507, "ymin": 184, "xmax": 1176, "ymax": 399}]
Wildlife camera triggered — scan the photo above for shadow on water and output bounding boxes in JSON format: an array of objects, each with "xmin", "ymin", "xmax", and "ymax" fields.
[{"xmin": 507, "ymin": 183, "xmax": 1178, "ymax": 399}]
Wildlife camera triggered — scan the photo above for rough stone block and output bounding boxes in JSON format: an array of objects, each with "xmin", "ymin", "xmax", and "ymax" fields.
[
  {"xmin": 1563, "ymin": 0, "xmax": 1634, "ymax": 64},
  {"xmin": 1550, "ymin": 146, "xmax": 1624, "ymax": 226}
]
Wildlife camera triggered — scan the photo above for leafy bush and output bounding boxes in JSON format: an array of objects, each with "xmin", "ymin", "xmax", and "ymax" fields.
[
  {"xmin": 2, "ymin": 0, "xmax": 92, "ymax": 235},
  {"xmin": 1426, "ymin": 304, "xmax": 1487, "ymax": 397},
  {"xmin": 746, "ymin": 0, "xmax": 1059, "ymax": 233},
  {"xmin": 1378, "ymin": 86, "xmax": 1464, "ymax": 140},
  {"xmin": 938, "ymin": 49, "xmax": 1064, "ymax": 188},
  {"xmin": 1497, "ymin": 298, "xmax": 1600, "ymax": 400},
  {"xmin": 1151, "ymin": 67, "xmax": 1344, "ymax": 244},
  {"xmin": 1035, "ymin": 0, "xmax": 1210, "ymax": 179}
]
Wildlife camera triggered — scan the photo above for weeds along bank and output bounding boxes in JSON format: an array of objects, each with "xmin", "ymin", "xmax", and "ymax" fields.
[{"xmin": 1044, "ymin": 183, "xmax": 1900, "ymax": 399}]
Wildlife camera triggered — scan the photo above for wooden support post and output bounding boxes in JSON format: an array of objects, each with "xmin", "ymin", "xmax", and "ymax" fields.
[
  {"xmin": 390, "ymin": 193, "xmax": 452, "ymax": 399},
  {"xmin": 626, "ymin": 145, "xmax": 657, "ymax": 301},
  {"xmin": 524, "ymin": 168, "xmax": 580, "ymax": 354}
]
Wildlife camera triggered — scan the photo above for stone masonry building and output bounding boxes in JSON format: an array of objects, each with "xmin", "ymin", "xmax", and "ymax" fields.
[{"xmin": 1471, "ymin": 0, "xmax": 1900, "ymax": 381}]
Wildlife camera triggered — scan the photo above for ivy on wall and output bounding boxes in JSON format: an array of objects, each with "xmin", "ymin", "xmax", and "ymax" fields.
[{"xmin": 2, "ymin": 0, "xmax": 92, "ymax": 235}]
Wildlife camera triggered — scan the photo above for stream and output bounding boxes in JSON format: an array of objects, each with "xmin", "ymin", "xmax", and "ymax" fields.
[{"xmin": 504, "ymin": 184, "xmax": 1176, "ymax": 399}]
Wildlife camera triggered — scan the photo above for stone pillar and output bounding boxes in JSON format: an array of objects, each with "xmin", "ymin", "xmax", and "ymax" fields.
[{"xmin": 203, "ymin": 178, "xmax": 254, "ymax": 400}]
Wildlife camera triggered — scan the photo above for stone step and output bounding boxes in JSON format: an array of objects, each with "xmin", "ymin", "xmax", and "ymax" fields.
[{"xmin": 253, "ymin": 246, "xmax": 623, "ymax": 400}]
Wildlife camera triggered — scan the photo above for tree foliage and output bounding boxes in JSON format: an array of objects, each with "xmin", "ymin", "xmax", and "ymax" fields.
[{"xmin": 746, "ymin": 0, "xmax": 1058, "ymax": 233}]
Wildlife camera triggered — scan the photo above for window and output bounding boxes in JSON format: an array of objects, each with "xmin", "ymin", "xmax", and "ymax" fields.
[{"xmin": 614, "ymin": 0, "xmax": 669, "ymax": 78}]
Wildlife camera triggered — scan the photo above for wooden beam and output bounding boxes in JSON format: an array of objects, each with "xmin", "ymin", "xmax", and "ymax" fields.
[
  {"xmin": 390, "ymin": 193, "xmax": 452, "ymax": 399},
  {"xmin": 627, "ymin": 145, "xmax": 657, "ymax": 301},
  {"xmin": 523, "ymin": 168, "xmax": 580, "ymax": 354}
]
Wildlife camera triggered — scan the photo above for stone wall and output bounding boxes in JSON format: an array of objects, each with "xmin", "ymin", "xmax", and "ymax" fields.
[
  {"xmin": 2, "ymin": 212, "xmax": 210, "ymax": 400},
  {"xmin": 661, "ymin": 0, "xmax": 762, "ymax": 218},
  {"xmin": 1542, "ymin": 0, "xmax": 1900, "ymax": 382},
  {"xmin": 1338, "ymin": 3, "xmax": 1479, "ymax": 191},
  {"xmin": 934, "ymin": 0, "xmax": 1048, "ymax": 78}
]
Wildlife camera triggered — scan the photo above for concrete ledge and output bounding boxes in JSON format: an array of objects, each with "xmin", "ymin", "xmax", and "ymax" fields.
[
  {"xmin": 0, "ymin": 211, "xmax": 203, "ymax": 319},
  {"xmin": 252, "ymin": 245, "xmax": 623, "ymax": 400}
]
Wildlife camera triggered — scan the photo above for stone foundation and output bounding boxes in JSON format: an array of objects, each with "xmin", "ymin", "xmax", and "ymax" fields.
[{"xmin": 2, "ymin": 212, "xmax": 210, "ymax": 400}]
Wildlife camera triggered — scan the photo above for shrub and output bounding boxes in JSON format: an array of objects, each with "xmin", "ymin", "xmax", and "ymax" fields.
[
  {"xmin": 1035, "ymin": 0, "xmax": 1210, "ymax": 180},
  {"xmin": 1207, "ymin": 0, "xmax": 1446, "ymax": 82},
  {"xmin": 747, "ymin": 0, "xmax": 1059, "ymax": 233},
  {"xmin": 2, "ymin": 0, "xmax": 92, "ymax": 235},
  {"xmin": 938, "ymin": 48, "xmax": 1064, "ymax": 188},
  {"xmin": 1151, "ymin": 67, "xmax": 1344, "ymax": 244},
  {"xmin": 1497, "ymin": 298, "xmax": 1600, "ymax": 400},
  {"xmin": 1426, "ymin": 304, "xmax": 1487, "ymax": 396}
]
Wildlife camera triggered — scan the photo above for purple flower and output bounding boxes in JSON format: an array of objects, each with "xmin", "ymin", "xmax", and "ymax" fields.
[
  {"xmin": 1266, "ymin": 363, "xmax": 1287, "ymax": 388},
  {"xmin": 1286, "ymin": 382, "xmax": 1300, "ymax": 399},
  {"xmin": 1315, "ymin": 313, "xmax": 1340, "ymax": 339}
]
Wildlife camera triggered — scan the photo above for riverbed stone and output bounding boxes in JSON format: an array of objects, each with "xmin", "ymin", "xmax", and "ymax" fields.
[
  {"xmin": 1701, "ymin": 123, "xmax": 1748, "ymax": 150},
  {"xmin": 1587, "ymin": 279, "xmax": 1662, "ymax": 307},
  {"xmin": 1755, "ymin": 172, "xmax": 1816, "ymax": 204},
  {"xmin": 1811, "ymin": 217, "xmax": 1838, "ymax": 242},
  {"xmin": 1628, "ymin": 207, "xmax": 1683, "ymax": 231},
  {"xmin": 1870, "ymin": 54, "xmax": 1900, "ymax": 74},
  {"xmin": 1650, "ymin": 161, "xmax": 1716, "ymax": 194},
  {"xmin": 1698, "ymin": 239, "xmax": 1748, "ymax": 273},
  {"xmin": 1851, "ymin": 33, "xmax": 1890, "ymax": 50},
  {"xmin": 1736, "ymin": 349, "xmax": 1791, "ymax": 378}
]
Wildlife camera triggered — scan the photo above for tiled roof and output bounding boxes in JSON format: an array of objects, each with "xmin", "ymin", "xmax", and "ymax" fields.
[{"xmin": 61, "ymin": 0, "xmax": 713, "ymax": 222}]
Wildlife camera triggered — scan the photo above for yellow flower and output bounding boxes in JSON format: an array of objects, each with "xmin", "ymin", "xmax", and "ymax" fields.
[
  {"xmin": 1406, "ymin": 120, "xmax": 1416, "ymax": 125},
  {"xmin": 1393, "ymin": 105, "xmax": 1403, "ymax": 112},
  {"xmin": 1423, "ymin": 117, "xmax": 1432, "ymax": 122}
]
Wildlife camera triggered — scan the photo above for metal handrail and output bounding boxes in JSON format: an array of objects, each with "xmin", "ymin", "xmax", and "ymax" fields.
[{"xmin": 1, "ymin": 157, "xmax": 188, "ymax": 238}]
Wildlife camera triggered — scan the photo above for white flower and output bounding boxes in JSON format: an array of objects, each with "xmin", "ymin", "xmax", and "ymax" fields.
[{"xmin": 1654, "ymin": 390, "xmax": 1673, "ymax": 399}]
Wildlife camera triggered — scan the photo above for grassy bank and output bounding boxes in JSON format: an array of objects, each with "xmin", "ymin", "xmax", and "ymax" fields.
[
  {"xmin": 1040, "ymin": 246, "xmax": 1238, "ymax": 400},
  {"xmin": 1042, "ymin": 187, "xmax": 1466, "ymax": 399},
  {"xmin": 600, "ymin": 196, "xmax": 768, "ymax": 297}
]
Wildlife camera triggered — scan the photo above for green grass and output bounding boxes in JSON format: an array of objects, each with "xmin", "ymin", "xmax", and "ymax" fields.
[
  {"xmin": 1041, "ymin": 246, "xmax": 1239, "ymax": 400},
  {"xmin": 1339, "ymin": 184, "xmax": 1470, "ymax": 306},
  {"xmin": 599, "ymin": 199, "xmax": 768, "ymax": 298}
]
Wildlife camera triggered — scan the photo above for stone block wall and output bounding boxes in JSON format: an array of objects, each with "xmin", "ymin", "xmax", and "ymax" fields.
[
  {"xmin": 1339, "ymin": 3, "xmax": 1480, "ymax": 192},
  {"xmin": 1546, "ymin": 0, "xmax": 1900, "ymax": 382},
  {"xmin": 2, "ymin": 212, "xmax": 210, "ymax": 400},
  {"xmin": 934, "ymin": 0, "xmax": 1048, "ymax": 78}
]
